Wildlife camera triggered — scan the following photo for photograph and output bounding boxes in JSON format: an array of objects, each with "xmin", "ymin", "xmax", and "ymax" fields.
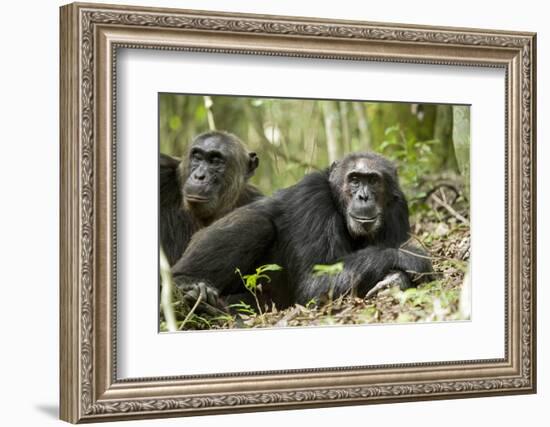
[{"xmin": 158, "ymin": 94, "xmax": 472, "ymax": 331}]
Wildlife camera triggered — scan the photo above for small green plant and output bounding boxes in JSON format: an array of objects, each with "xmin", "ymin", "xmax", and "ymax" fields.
[
  {"xmin": 305, "ymin": 298, "xmax": 318, "ymax": 309},
  {"xmin": 311, "ymin": 262, "xmax": 344, "ymax": 314},
  {"xmin": 235, "ymin": 264, "xmax": 283, "ymax": 316},
  {"xmin": 228, "ymin": 301, "xmax": 257, "ymax": 316},
  {"xmin": 177, "ymin": 313, "xmax": 212, "ymax": 330},
  {"xmin": 312, "ymin": 262, "xmax": 344, "ymax": 276}
]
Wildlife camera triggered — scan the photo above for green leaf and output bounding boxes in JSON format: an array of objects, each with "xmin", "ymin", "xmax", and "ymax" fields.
[
  {"xmin": 379, "ymin": 140, "xmax": 398, "ymax": 150},
  {"xmin": 312, "ymin": 262, "xmax": 344, "ymax": 276},
  {"xmin": 235, "ymin": 264, "xmax": 282, "ymax": 293},
  {"xmin": 305, "ymin": 298, "xmax": 317, "ymax": 308},
  {"xmin": 228, "ymin": 301, "xmax": 256, "ymax": 315},
  {"xmin": 384, "ymin": 125, "xmax": 400, "ymax": 135},
  {"xmin": 256, "ymin": 264, "xmax": 283, "ymax": 273}
]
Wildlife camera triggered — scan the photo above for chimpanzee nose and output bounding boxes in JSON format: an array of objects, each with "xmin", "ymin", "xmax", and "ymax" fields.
[
  {"xmin": 193, "ymin": 170, "xmax": 206, "ymax": 181},
  {"xmin": 358, "ymin": 192, "xmax": 369, "ymax": 202}
]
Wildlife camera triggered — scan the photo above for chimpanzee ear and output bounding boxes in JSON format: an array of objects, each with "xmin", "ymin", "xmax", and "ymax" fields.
[
  {"xmin": 246, "ymin": 152, "xmax": 259, "ymax": 178},
  {"xmin": 329, "ymin": 160, "xmax": 339, "ymax": 173}
]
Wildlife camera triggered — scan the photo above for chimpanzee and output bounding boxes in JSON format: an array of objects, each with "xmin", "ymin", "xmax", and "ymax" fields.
[
  {"xmin": 160, "ymin": 131, "xmax": 262, "ymax": 266},
  {"xmin": 171, "ymin": 152, "xmax": 433, "ymax": 312}
]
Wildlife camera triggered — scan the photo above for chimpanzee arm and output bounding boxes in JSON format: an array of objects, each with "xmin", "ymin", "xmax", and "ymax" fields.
[
  {"xmin": 171, "ymin": 202, "xmax": 277, "ymax": 300},
  {"xmin": 395, "ymin": 241, "xmax": 434, "ymax": 284},
  {"xmin": 296, "ymin": 242, "xmax": 432, "ymax": 305},
  {"xmin": 160, "ymin": 153, "xmax": 189, "ymax": 266}
]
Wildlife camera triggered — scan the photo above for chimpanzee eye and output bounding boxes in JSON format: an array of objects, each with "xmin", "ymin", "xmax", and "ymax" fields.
[
  {"xmin": 367, "ymin": 174, "xmax": 381, "ymax": 185},
  {"xmin": 348, "ymin": 175, "xmax": 360, "ymax": 186},
  {"xmin": 210, "ymin": 156, "xmax": 224, "ymax": 166},
  {"xmin": 191, "ymin": 152, "xmax": 203, "ymax": 162}
]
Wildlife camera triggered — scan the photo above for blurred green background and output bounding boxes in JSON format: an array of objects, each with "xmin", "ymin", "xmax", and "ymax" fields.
[{"xmin": 159, "ymin": 94, "xmax": 470, "ymax": 214}]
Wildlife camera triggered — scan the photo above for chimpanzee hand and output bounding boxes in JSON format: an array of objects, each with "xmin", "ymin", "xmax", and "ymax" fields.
[
  {"xmin": 177, "ymin": 282, "xmax": 227, "ymax": 316},
  {"xmin": 364, "ymin": 270, "xmax": 411, "ymax": 299}
]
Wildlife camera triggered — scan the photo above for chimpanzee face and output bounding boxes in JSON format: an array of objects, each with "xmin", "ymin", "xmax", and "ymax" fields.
[
  {"xmin": 330, "ymin": 153, "xmax": 396, "ymax": 238},
  {"xmin": 184, "ymin": 138, "xmax": 229, "ymax": 203},
  {"xmin": 181, "ymin": 132, "xmax": 258, "ymax": 220}
]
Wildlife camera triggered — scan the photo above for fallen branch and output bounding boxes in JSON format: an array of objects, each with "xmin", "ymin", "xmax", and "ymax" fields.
[
  {"xmin": 431, "ymin": 193, "xmax": 470, "ymax": 225},
  {"xmin": 424, "ymin": 182, "xmax": 460, "ymax": 203}
]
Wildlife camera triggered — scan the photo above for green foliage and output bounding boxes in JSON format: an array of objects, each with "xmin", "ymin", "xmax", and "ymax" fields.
[
  {"xmin": 235, "ymin": 264, "xmax": 283, "ymax": 293},
  {"xmin": 175, "ymin": 313, "xmax": 212, "ymax": 330},
  {"xmin": 159, "ymin": 95, "xmax": 468, "ymax": 199},
  {"xmin": 452, "ymin": 106, "xmax": 471, "ymax": 200},
  {"xmin": 380, "ymin": 125, "xmax": 438, "ymax": 188},
  {"xmin": 168, "ymin": 115, "xmax": 182, "ymax": 131},
  {"xmin": 235, "ymin": 264, "xmax": 283, "ymax": 315},
  {"xmin": 438, "ymin": 258, "xmax": 468, "ymax": 273},
  {"xmin": 305, "ymin": 298, "xmax": 318, "ymax": 308},
  {"xmin": 379, "ymin": 124, "xmax": 439, "ymax": 213},
  {"xmin": 228, "ymin": 301, "xmax": 256, "ymax": 316},
  {"xmin": 396, "ymin": 280, "xmax": 461, "ymax": 320},
  {"xmin": 312, "ymin": 262, "xmax": 344, "ymax": 276}
]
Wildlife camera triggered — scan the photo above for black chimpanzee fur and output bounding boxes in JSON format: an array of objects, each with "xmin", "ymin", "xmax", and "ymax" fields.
[
  {"xmin": 160, "ymin": 131, "xmax": 262, "ymax": 266},
  {"xmin": 172, "ymin": 152, "xmax": 432, "ymax": 311}
]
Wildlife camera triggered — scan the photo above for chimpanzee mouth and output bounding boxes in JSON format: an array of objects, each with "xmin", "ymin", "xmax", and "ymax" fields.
[
  {"xmin": 185, "ymin": 194, "xmax": 210, "ymax": 203},
  {"xmin": 350, "ymin": 214, "xmax": 378, "ymax": 224}
]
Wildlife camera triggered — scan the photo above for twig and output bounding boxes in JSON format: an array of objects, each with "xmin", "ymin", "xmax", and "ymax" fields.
[
  {"xmin": 398, "ymin": 247, "xmax": 434, "ymax": 261},
  {"xmin": 399, "ymin": 246, "xmax": 467, "ymax": 264},
  {"xmin": 431, "ymin": 193, "xmax": 470, "ymax": 225},
  {"xmin": 439, "ymin": 187, "xmax": 448, "ymax": 205},
  {"xmin": 246, "ymin": 288, "xmax": 266, "ymax": 326},
  {"xmin": 402, "ymin": 234, "xmax": 431, "ymax": 253},
  {"xmin": 179, "ymin": 294, "xmax": 203, "ymax": 330},
  {"xmin": 243, "ymin": 102, "xmax": 320, "ymax": 170},
  {"xmin": 404, "ymin": 270, "xmax": 442, "ymax": 279},
  {"xmin": 203, "ymin": 96, "xmax": 216, "ymax": 130},
  {"xmin": 268, "ymin": 141, "xmax": 320, "ymax": 170},
  {"xmin": 324, "ymin": 288, "xmax": 351, "ymax": 315},
  {"xmin": 424, "ymin": 182, "xmax": 460, "ymax": 203},
  {"xmin": 160, "ymin": 249, "xmax": 177, "ymax": 332},
  {"xmin": 274, "ymin": 305, "xmax": 301, "ymax": 327}
]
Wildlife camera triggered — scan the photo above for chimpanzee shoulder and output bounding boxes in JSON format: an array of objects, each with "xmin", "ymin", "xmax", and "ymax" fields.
[
  {"xmin": 271, "ymin": 170, "xmax": 354, "ymax": 279},
  {"xmin": 235, "ymin": 184, "xmax": 264, "ymax": 208}
]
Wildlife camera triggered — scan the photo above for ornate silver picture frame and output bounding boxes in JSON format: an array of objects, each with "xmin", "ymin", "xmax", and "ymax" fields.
[{"xmin": 60, "ymin": 2, "xmax": 536, "ymax": 423}]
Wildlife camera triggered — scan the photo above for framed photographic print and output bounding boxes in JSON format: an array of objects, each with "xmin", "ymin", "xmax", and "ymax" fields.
[{"xmin": 59, "ymin": 2, "xmax": 537, "ymax": 423}]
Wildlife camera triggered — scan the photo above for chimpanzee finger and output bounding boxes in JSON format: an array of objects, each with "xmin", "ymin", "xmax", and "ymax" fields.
[
  {"xmin": 398, "ymin": 271, "xmax": 412, "ymax": 290},
  {"xmin": 365, "ymin": 272, "xmax": 404, "ymax": 299},
  {"xmin": 197, "ymin": 282, "xmax": 219, "ymax": 307}
]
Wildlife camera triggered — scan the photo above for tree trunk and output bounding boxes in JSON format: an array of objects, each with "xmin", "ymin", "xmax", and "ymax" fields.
[
  {"xmin": 452, "ymin": 106, "xmax": 471, "ymax": 199},
  {"xmin": 352, "ymin": 102, "xmax": 370, "ymax": 150},
  {"xmin": 434, "ymin": 104, "xmax": 458, "ymax": 172},
  {"xmin": 322, "ymin": 101, "xmax": 340, "ymax": 164}
]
